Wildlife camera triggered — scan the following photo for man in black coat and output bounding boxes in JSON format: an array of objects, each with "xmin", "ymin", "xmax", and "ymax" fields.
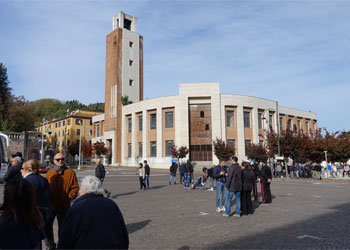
[
  {"xmin": 251, "ymin": 160, "xmax": 260, "ymax": 201},
  {"xmin": 4, "ymin": 155, "xmax": 22, "ymax": 183},
  {"xmin": 224, "ymin": 156, "xmax": 242, "ymax": 217},
  {"xmin": 260, "ymin": 161, "xmax": 272, "ymax": 204},
  {"xmin": 58, "ymin": 176, "xmax": 129, "ymax": 249},
  {"xmin": 143, "ymin": 160, "xmax": 150, "ymax": 189},
  {"xmin": 95, "ymin": 159, "xmax": 111, "ymax": 198}
]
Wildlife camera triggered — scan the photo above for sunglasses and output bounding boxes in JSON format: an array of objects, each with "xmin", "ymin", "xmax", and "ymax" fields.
[{"xmin": 54, "ymin": 158, "xmax": 65, "ymax": 162}]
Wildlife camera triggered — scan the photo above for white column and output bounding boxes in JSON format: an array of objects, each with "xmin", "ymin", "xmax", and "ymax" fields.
[
  {"xmin": 131, "ymin": 112, "xmax": 136, "ymax": 159},
  {"xmin": 252, "ymin": 107, "xmax": 259, "ymax": 144},
  {"xmin": 142, "ymin": 110, "xmax": 147, "ymax": 159},
  {"xmin": 121, "ymin": 113, "xmax": 126, "ymax": 165},
  {"xmin": 156, "ymin": 107, "xmax": 162, "ymax": 157},
  {"xmin": 237, "ymin": 106, "xmax": 245, "ymax": 162}
]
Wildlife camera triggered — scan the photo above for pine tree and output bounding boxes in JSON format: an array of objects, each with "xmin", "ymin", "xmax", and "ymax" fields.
[{"xmin": 0, "ymin": 63, "xmax": 12, "ymax": 128}]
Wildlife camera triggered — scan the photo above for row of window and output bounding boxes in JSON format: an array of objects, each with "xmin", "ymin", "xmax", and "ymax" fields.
[
  {"xmin": 127, "ymin": 140, "xmax": 174, "ymax": 158},
  {"xmin": 226, "ymin": 110, "xmax": 315, "ymax": 133},
  {"xmin": 53, "ymin": 118, "xmax": 92, "ymax": 129},
  {"xmin": 127, "ymin": 111, "xmax": 174, "ymax": 133},
  {"xmin": 54, "ymin": 128, "xmax": 92, "ymax": 137}
]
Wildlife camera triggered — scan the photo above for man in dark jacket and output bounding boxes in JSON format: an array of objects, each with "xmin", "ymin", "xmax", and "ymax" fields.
[
  {"xmin": 179, "ymin": 161, "xmax": 185, "ymax": 184},
  {"xmin": 143, "ymin": 160, "xmax": 150, "ymax": 189},
  {"xmin": 58, "ymin": 176, "xmax": 129, "ymax": 249},
  {"xmin": 187, "ymin": 161, "xmax": 194, "ymax": 184},
  {"xmin": 95, "ymin": 159, "xmax": 111, "ymax": 198},
  {"xmin": 4, "ymin": 155, "xmax": 22, "ymax": 183},
  {"xmin": 213, "ymin": 160, "xmax": 227, "ymax": 213},
  {"xmin": 224, "ymin": 156, "xmax": 242, "ymax": 217},
  {"xmin": 260, "ymin": 160, "xmax": 272, "ymax": 204}
]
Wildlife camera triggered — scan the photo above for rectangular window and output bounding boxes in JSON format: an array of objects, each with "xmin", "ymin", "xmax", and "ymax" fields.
[
  {"xmin": 165, "ymin": 111, "xmax": 173, "ymax": 128},
  {"xmin": 77, "ymin": 129, "xmax": 80, "ymax": 136},
  {"xmin": 269, "ymin": 114, "xmax": 273, "ymax": 126},
  {"xmin": 150, "ymin": 141, "xmax": 157, "ymax": 157},
  {"xmin": 128, "ymin": 143, "xmax": 132, "ymax": 157},
  {"xmin": 258, "ymin": 113, "xmax": 262, "ymax": 129},
  {"xmin": 245, "ymin": 140, "xmax": 251, "ymax": 151},
  {"xmin": 129, "ymin": 60, "xmax": 133, "ymax": 66},
  {"xmin": 279, "ymin": 117, "xmax": 283, "ymax": 132},
  {"xmin": 226, "ymin": 110, "xmax": 234, "ymax": 128},
  {"xmin": 259, "ymin": 140, "xmax": 264, "ymax": 146},
  {"xmin": 165, "ymin": 140, "xmax": 174, "ymax": 156},
  {"xmin": 96, "ymin": 124, "xmax": 100, "ymax": 137},
  {"xmin": 297, "ymin": 120, "xmax": 301, "ymax": 132},
  {"xmin": 128, "ymin": 118, "xmax": 132, "ymax": 133},
  {"xmin": 68, "ymin": 119, "xmax": 71, "ymax": 125},
  {"xmin": 227, "ymin": 139, "xmax": 235, "ymax": 151},
  {"xmin": 139, "ymin": 116, "xmax": 143, "ymax": 131},
  {"xmin": 306, "ymin": 122, "xmax": 310, "ymax": 134},
  {"xmin": 88, "ymin": 129, "xmax": 92, "ymax": 136},
  {"xmin": 129, "ymin": 41, "xmax": 133, "ymax": 47},
  {"xmin": 89, "ymin": 119, "xmax": 92, "ymax": 126},
  {"xmin": 150, "ymin": 114, "xmax": 156, "ymax": 130},
  {"xmin": 244, "ymin": 111, "xmax": 251, "ymax": 128},
  {"xmin": 62, "ymin": 121, "xmax": 65, "ymax": 126},
  {"xmin": 138, "ymin": 142, "xmax": 143, "ymax": 157},
  {"xmin": 76, "ymin": 119, "xmax": 82, "ymax": 125},
  {"xmin": 288, "ymin": 119, "xmax": 292, "ymax": 130},
  {"xmin": 129, "ymin": 79, "xmax": 133, "ymax": 86}
]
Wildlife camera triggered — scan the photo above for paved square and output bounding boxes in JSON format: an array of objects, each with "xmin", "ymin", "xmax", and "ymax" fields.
[{"xmin": 2, "ymin": 167, "xmax": 350, "ymax": 249}]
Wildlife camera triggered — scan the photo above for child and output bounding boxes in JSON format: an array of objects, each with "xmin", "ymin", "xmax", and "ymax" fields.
[{"xmin": 191, "ymin": 167, "xmax": 208, "ymax": 190}]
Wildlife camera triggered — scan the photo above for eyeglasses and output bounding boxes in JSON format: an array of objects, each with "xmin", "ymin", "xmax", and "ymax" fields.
[{"xmin": 54, "ymin": 158, "xmax": 65, "ymax": 162}]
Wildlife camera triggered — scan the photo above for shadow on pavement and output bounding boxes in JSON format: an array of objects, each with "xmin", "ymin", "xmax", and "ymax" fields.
[
  {"xmin": 205, "ymin": 202, "xmax": 350, "ymax": 249},
  {"xmin": 111, "ymin": 191, "xmax": 137, "ymax": 199},
  {"xmin": 149, "ymin": 185, "xmax": 167, "ymax": 190},
  {"xmin": 178, "ymin": 246, "xmax": 190, "ymax": 250},
  {"xmin": 127, "ymin": 220, "xmax": 151, "ymax": 234}
]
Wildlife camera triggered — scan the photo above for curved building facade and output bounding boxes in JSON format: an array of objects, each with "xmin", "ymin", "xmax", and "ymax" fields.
[{"xmin": 92, "ymin": 12, "xmax": 317, "ymax": 168}]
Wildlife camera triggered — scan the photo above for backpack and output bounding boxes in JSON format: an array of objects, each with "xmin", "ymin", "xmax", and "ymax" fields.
[{"xmin": 207, "ymin": 167, "xmax": 214, "ymax": 178}]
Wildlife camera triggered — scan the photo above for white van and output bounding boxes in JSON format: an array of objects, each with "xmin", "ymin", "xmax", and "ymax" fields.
[{"xmin": 0, "ymin": 132, "xmax": 10, "ymax": 179}]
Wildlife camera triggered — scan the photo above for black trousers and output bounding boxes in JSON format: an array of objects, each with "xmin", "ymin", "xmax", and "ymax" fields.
[
  {"xmin": 44, "ymin": 207, "xmax": 69, "ymax": 248},
  {"xmin": 139, "ymin": 177, "xmax": 146, "ymax": 189},
  {"xmin": 261, "ymin": 183, "xmax": 272, "ymax": 203},
  {"xmin": 241, "ymin": 191, "xmax": 253, "ymax": 215},
  {"xmin": 253, "ymin": 180, "xmax": 258, "ymax": 200}
]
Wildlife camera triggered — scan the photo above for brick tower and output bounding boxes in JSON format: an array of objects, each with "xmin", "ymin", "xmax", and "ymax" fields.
[{"xmin": 104, "ymin": 11, "xmax": 143, "ymax": 165}]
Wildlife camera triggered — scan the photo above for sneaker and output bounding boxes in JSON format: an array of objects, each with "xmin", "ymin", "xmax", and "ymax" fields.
[
  {"xmin": 223, "ymin": 213, "xmax": 229, "ymax": 217},
  {"xmin": 233, "ymin": 214, "xmax": 241, "ymax": 218},
  {"xmin": 216, "ymin": 207, "xmax": 221, "ymax": 213},
  {"xmin": 220, "ymin": 206, "xmax": 226, "ymax": 212}
]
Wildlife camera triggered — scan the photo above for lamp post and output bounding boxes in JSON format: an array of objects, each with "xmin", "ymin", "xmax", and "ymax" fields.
[
  {"xmin": 78, "ymin": 120, "xmax": 82, "ymax": 170},
  {"xmin": 40, "ymin": 118, "xmax": 47, "ymax": 164}
]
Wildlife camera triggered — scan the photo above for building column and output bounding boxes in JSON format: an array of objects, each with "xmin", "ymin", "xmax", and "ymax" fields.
[
  {"xmin": 237, "ymin": 105, "xmax": 245, "ymax": 161},
  {"xmin": 131, "ymin": 112, "xmax": 137, "ymax": 159},
  {"xmin": 121, "ymin": 113, "xmax": 126, "ymax": 165},
  {"xmin": 156, "ymin": 107, "xmax": 162, "ymax": 157},
  {"xmin": 252, "ymin": 107, "xmax": 259, "ymax": 144},
  {"xmin": 142, "ymin": 110, "xmax": 147, "ymax": 159}
]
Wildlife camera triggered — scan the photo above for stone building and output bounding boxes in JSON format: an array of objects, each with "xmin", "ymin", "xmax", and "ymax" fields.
[{"xmin": 92, "ymin": 11, "xmax": 317, "ymax": 168}]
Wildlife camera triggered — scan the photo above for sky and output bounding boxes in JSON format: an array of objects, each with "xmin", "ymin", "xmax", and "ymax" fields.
[{"xmin": 1, "ymin": 0, "xmax": 349, "ymax": 132}]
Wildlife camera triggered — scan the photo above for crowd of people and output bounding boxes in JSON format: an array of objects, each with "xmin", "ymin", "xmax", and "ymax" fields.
[
  {"xmin": 0, "ymin": 153, "xmax": 129, "ymax": 249},
  {"xmin": 168, "ymin": 156, "xmax": 273, "ymax": 217}
]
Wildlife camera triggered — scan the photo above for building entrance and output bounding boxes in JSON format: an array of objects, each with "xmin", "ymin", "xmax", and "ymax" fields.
[{"xmin": 189, "ymin": 104, "xmax": 212, "ymax": 161}]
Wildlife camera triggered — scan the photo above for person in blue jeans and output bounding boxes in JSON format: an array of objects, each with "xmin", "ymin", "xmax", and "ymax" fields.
[
  {"xmin": 224, "ymin": 156, "xmax": 242, "ymax": 217},
  {"xmin": 213, "ymin": 160, "xmax": 227, "ymax": 213},
  {"xmin": 143, "ymin": 160, "xmax": 150, "ymax": 189}
]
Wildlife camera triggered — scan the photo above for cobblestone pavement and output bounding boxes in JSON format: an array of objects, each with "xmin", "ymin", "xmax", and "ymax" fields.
[{"xmin": 2, "ymin": 167, "xmax": 350, "ymax": 249}]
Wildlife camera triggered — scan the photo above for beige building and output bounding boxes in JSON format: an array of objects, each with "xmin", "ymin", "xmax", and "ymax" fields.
[{"xmin": 93, "ymin": 12, "xmax": 317, "ymax": 168}]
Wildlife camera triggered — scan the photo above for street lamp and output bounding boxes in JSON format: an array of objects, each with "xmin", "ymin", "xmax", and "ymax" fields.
[{"xmin": 78, "ymin": 120, "xmax": 82, "ymax": 170}]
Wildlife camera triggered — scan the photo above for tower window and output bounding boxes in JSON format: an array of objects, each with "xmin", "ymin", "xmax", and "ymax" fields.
[
  {"xmin": 200, "ymin": 111, "xmax": 205, "ymax": 118},
  {"xmin": 129, "ymin": 60, "xmax": 133, "ymax": 66},
  {"xmin": 129, "ymin": 41, "xmax": 133, "ymax": 47},
  {"xmin": 129, "ymin": 79, "xmax": 133, "ymax": 86},
  {"xmin": 205, "ymin": 124, "xmax": 209, "ymax": 131},
  {"xmin": 124, "ymin": 19, "xmax": 132, "ymax": 30}
]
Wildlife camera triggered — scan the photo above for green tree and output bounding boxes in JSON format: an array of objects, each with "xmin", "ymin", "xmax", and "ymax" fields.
[
  {"xmin": 7, "ymin": 96, "xmax": 37, "ymax": 132},
  {"xmin": 0, "ymin": 62, "xmax": 12, "ymax": 129}
]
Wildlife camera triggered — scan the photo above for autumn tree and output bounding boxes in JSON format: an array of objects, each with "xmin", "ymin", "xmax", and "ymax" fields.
[
  {"xmin": 171, "ymin": 145, "xmax": 189, "ymax": 164},
  {"xmin": 246, "ymin": 143, "xmax": 268, "ymax": 162},
  {"xmin": 213, "ymin": 138, "xmax": 235, "ymax": 162},
  {"xmin": 93, "ymin": 141, "xmax": 108, "ymax": 157},
  {"xmin": 81, "ymin": 141, "xmax": 92, "ymax": 158}
]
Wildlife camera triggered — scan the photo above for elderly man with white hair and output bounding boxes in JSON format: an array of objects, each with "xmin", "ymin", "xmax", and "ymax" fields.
[
  {"xmin": 3, "ymin": 155, "xmax": 22, "ymax": 183},
  {"xmin": 58, "ymin": 176, "xmax": 129, "ymax": 249}
]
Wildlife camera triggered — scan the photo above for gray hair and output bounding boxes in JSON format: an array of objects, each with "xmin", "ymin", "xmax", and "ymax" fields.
[
  {"xmin": 80, "ymin": 176, "xmax": 104, "ymax": 195},
  {"xmin": 13, "ymin": 156, "xmax": 22, "ymax": 164}
]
